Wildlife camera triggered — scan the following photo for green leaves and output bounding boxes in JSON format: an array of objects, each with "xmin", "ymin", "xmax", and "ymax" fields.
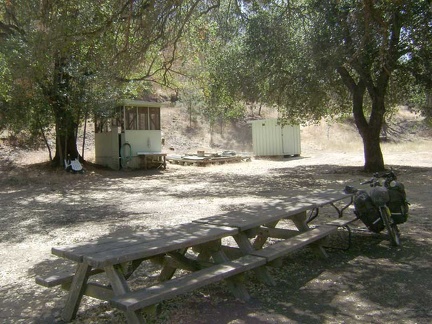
[{"xmin": 1, "ymin": 0, "xmax": 222, "ymax": 155}]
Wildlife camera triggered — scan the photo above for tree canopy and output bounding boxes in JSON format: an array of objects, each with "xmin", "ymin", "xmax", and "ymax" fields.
[
  {"xmin": 0, "ymin": 0, "xmax": 219, "ymax": 164},
  {"xmin": 1, "ymin": 0, "xmax": 431, "ymax": 171},
  {"xmin": 202, "ymin": 0, "xmax": 432, "ymax": 171}
]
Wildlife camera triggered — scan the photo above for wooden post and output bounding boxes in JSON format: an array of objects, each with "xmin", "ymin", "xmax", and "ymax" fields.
[
  {"xmin": 61, "ymin": 263, "xmax": 92, "ymax": 322},
  {"xmin": 291, "ymin": 211, "xmax": 328, "ymax": 258},
  {"xmin": 104, "ymin": 265, "xmax": 145, "ymax": 324},
  {"xmin": 234, "ymin": 232, "xmax": 276, "ymax": 286},
  {"xmin": 210, "ymin": 248, "xmax": 251, "ymax": 301}
]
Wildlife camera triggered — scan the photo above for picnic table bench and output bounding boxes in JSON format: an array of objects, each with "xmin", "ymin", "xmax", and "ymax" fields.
[{"xmin": 36, "ymin": 189, "xmax": 354, "ymax": 323}]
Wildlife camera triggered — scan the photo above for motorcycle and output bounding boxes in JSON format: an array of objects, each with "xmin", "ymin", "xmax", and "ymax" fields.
[{"xmin": 345, "ymin": 171, "xmax": 409, "ymax": 246}]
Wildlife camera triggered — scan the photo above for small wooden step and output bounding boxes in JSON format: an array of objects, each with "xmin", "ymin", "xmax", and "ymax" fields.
[
  {"xmin": 35, "ymin": 268, "xmax": 103, "ymax": 287},
  {"xmin": 36, "ymin": 272, "xmax": 75, "ymax": 288},
  {"xmin": 326, "ymin": 217, "xmax": 358, "ymax": 227},
  {"xmin": 110, "ymin": 254, "xmax": 266, "ymax": 312},
  {"xmin": 250, "ymin": 226, "xmax": 337, "ymax": 262}
]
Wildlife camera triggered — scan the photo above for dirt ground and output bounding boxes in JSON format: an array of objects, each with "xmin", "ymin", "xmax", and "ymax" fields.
[{"xmin": 1, "ymin": 136, "xmax": 431, "ymax": 324}]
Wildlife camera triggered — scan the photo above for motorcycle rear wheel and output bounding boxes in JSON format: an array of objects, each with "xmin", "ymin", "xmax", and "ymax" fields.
[{"xmin": 381, "ymin": 206, "xmax": 401, "ymax": 246}]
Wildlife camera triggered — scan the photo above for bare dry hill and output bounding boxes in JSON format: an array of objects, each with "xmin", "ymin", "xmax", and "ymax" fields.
[
  {"xmin": 159, "ymin": 104, "xmax": 430, "ymax": 157},
  {"xmin": 0, "ymin": 105, "xmax": 430, "ymax": 168}
]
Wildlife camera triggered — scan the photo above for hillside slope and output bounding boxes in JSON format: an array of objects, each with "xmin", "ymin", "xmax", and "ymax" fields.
[
  {"xmin": 160, "ymin": 104, "xmax": 431, "ymax": 156},
  {"xmin": 0, "ymin": 105, "xmax": 429, "ymax": 167}
]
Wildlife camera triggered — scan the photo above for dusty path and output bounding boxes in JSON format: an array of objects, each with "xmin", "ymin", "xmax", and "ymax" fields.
[{"xmin": 0, "ymin": 145, "xmax": 431, "ymax": 323}]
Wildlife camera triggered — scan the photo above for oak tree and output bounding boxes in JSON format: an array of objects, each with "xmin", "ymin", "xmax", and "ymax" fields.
[
  {"xmin": 209, "ymin": 0, "xmax": 432, "ymax": 171},
  {"xmin": 0, "ymin": 0, "xmax": 219, "ymax": 165}
]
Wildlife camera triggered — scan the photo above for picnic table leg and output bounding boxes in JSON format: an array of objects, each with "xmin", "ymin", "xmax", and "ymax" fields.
[
  {"xmin": 210, "ymin": 248, "xmax": 251, "ymax": 301},
  {"xmin": 329, "ymin": 196, "xmax": 354, "ymax": 218},
  {"xmin": 290, "ymin": 211, "xmax": 309, "ymax": 232},
  {"xmin": 120, "ymin": 259, "xmax": 145, "ymax": 280},
  {"xmin": 105, "ymin": 265, "xmax": 145, "ymax": 324},
  {"xmin": 291, "ymin": 211, "xmax": 329, "ymax": 258},
  {"xmin": 195, "ymin": 240, "xmax": 250, "ymax": 301},
  {"xmin": 158, "ymin": 248, "xmax": 188, "ymax": 281},
  {"xmin": 61, "ymin": 263, "xmax": 92, "ymax": 322},
  {"xmin": 252, "ymin": 220, "xmax": 280, "ymax": 250},
  {"xmin": 234, "ymin": 232, "xmax": 276, "ymax": 286}
]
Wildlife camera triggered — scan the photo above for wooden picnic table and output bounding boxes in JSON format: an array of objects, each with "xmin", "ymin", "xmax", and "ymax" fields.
[
  {"xmin": 195, "ymin": 189, "xmax": 354, "ymax": 232},
  {"xmin": 40, "ymin": 222, "xmax": 252, "ymax": 323},
  {"xmin": 194, "ymin": 189, "xmax": 354, "ymax": 276},
  {"xmin": 36, "ymin": 189, "xmax": 354, "ymax": 324},
  {"xmin": 136, "ymin": 152, "xmax": 167, "ymax": 170}
]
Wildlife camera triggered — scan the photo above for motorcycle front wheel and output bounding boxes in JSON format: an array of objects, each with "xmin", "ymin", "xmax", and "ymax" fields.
[{"xmin": 381, "ymin": 206, "xmax": 401, "ymax": 246}]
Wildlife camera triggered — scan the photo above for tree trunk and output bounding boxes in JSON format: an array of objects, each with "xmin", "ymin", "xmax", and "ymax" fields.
[
  {"xmin": 355, "ymin": 89, "xmax": 386, "ymax": 172},
  {"xmin": 338, "ymin": 67, "xmax": 386, "ymax": 172},
  {"xmin": 361, "ymin": 130, "xmax": 385, "ymax": 172},
  {"xmin": 52, "ymin": 108, "xmax": 80, "ymax": 166},
  {"xmin": 425, "ymin": 87, "xmax": 432, "ymax": 121},
  {"xmin": 48, "ymin": 54, "xmax": 80, "ymax": 167}
]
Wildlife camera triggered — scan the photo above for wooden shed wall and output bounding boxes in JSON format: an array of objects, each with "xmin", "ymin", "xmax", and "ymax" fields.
[{"xmin": 251, "ymin": 119, "xmax": 301, "ymax": 156}]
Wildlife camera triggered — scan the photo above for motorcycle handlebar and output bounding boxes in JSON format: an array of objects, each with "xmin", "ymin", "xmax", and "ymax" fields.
[
  {"xmin": 360, "ymin": 178, "xmax": 375, "ymax": 186},
  {"xmin": 373, "ymin": 170, "xmax": 397, "ymax": 180},
  {"xmin": 359, "ymin": 170, "xmax": 397, "ymax": 187},
  {"xmin": 345, "ymin": 170, "xmax": 398, "ymax": 193}
]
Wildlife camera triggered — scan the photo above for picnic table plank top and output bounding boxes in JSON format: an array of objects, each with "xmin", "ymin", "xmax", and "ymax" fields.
[
  {"xmin": 52, "ymin": 223, "xmax": 238, "ymax": 267},
  {"xmin": 136, "ymin": 152, "xmax": 167, "ymax": 156},
  {"xmin": 194, "ymin": 190, "xmax": 352, "ymax": 231},
  {"xmin": 51, "ymin": 190, "xmax": 351, "ymax": 266}
]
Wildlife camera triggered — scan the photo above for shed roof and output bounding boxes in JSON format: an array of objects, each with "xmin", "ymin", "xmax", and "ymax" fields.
[{"xmin": 118, "ymin": 99, "xmax": 162, "ymax": 108}]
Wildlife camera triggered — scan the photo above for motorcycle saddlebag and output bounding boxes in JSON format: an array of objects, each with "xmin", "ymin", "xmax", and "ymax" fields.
[
  {"xmin": 387, "ymin": 182, "xmax": 409, "ymax": 224},
  {"xmin": 354, "ymin": 190, "xmax": 385, "ymax": 233}
]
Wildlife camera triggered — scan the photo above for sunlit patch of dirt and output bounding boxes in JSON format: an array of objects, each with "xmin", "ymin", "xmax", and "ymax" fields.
[{"xmin": 0, "ymin": 106, "xmax": 431, "ymax": 323}]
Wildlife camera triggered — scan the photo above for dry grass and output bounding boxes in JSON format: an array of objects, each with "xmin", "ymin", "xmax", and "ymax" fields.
[
  {"xmin": 1, "ymin": 106, "xmax": 431, "ymax": 324},
  {"xmin": 3, "ymin": 106, "xmax": 430, "ymax": 169},
  {"xmin": 301, "ymin": 120, "xmax": 363, "ymax": 152},
  {"xmin": 382, "ymin": 139, "xmax": 431, "ymax": 153}
]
